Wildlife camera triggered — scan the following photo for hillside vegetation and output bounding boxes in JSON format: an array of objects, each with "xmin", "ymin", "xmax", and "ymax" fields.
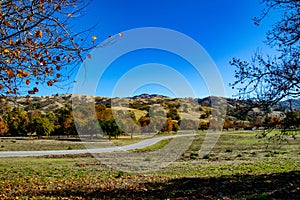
[{"xmin": 0, "ymin": 94, "xmax": 299, "ymax": 138}]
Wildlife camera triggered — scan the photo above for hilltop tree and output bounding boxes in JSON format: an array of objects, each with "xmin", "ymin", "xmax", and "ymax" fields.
[
  {"xmin": 230, "ymin": 0, "xmax": 299, "ymax": 106},
  {"xmin": 0, "ymin": 0, "xmax": 95, "ymax": 96}
]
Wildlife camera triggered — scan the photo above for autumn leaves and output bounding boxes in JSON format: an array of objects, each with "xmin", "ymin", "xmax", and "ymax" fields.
[{"xmin": 0, "ymin": 0, "xmax": 96, "ymax": 95}]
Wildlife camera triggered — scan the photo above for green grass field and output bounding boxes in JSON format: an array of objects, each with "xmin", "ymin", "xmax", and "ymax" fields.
[{"xmin": 0, "ymin": 131, "xmax": 299, "ymax": 199}]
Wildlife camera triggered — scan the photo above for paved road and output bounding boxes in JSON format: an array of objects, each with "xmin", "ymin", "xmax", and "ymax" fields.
[{"xmin": 0, "ymin": 133, "xmax": 197, "ymax": 157}]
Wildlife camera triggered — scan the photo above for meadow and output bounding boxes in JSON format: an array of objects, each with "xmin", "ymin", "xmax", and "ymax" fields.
[{"xmin": 0, "ymin": 131, "xmax": 299, "ymax": 199}]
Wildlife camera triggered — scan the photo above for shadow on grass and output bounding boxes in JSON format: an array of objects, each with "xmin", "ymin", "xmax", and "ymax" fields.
[{"xmin": 37, "ymin": 171, "xmax": 299, "ymax": 199}]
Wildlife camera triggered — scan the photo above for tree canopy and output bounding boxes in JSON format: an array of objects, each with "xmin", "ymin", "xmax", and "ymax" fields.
[
  {"xmin": 0, "ymin": 0, "xmax": 95, "ymax": 96},
  {"xmin": 230, "ymin": 0, "xmax": 300, "ymax": 106}
]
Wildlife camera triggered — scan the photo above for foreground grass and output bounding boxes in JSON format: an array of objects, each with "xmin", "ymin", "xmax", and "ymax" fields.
[
  {"xmin": 0, "ymin": 131, "xmax": 299, "ymax": 199},
  {"xmin": 0, "ymin": 155, "xmax": 298, "ymax": 199}
]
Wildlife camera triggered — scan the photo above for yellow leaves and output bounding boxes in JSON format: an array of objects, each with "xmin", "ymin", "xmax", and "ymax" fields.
[
  {"xmin": 92, "ymin": 36, "xmax": 97, "ymax": 40},
  {"xmin": 108, "ymin": 33, "xmax": 123, "ymax": 39},
  {"xmin": 68, "ymin": 13, "xmax": 72, "ymax": 17},
  {"xmin": 3, "ymin": 49, "xmax": 9, "ymax": 54},
  {"xmin": 2, "ymin": 48, "xmax": 20, "ymax": 58},
  {"xmin": 12, "ymin": 50, "xmax": 20, "ymax": 57},
  {"xmin": 35, "ymin": 30, "xmax": 42, "ymax": 38}
]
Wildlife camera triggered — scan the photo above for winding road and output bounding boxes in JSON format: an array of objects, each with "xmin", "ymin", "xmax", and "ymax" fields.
[{"xmin": 0, "ymin": 133, "xmax": 197, "ymax": 157}]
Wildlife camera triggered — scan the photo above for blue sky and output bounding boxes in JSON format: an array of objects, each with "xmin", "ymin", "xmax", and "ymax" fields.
[{"xmin": 44, "ymin": 0, "xmax": 279, "ymax": 98}]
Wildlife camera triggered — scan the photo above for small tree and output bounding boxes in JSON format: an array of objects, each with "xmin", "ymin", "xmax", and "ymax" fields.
[
  {"xmin": 28, "ymin": 110, "xmax": 54, "ymax": 136},
  {"xmin": 162, "ymin": 117, "xmax": 173, "ymax": 132},
  {"xmin": 54, "ymin": 108, "xmax": 76, "ymax": 135},
  {"xmin": 3, "ymin": 107, "xmax": 29, "ymax": 136},
  {"xmin": 100, "ymin": 120, "xmax": 124, "ymax": 140}
]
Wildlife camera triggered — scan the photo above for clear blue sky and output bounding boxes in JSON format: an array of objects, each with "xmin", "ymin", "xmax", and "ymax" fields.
[{"xmin": 44, "ymin": 0, "xmax": 279, "ymax": 98}]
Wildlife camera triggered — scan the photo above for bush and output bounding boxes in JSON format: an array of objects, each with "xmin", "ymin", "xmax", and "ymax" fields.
[
  {"xmin": 225, "ymin": 149, "xmax": 233, "ymax": 153},
  {"xmin": 190, "ymin": 152, "xmax": 199, "ymax": 160},
  {"xmin": 203, "ymin": 154, "xmax": 211, "ymax": 159}
]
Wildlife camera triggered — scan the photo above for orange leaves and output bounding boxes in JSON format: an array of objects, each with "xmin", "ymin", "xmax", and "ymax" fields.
[
  {"xmin": 2, "ymin": 47, "xmax": 20, "ymax": 59},
  {"xmin": 35, "ymin": 30, "xmax": 42, "ymax": 38},
  {"xmin": 39, "ymin": 1, "xmax": 44, "ymax": 10},
  {"xmin": 25, "ymin": 79, "xmax": 30, "ymax": 85},
  {"xmin": 33, "ymin": 69, "xmax": 39, "ymax": 76},
  {"xmin": 4, "ymin": 21, "xmax": 13, "ymax": 28},
  {"xmin": 0, "ymin": 84, "xmax": 3, "ymax": 90},
  {"xmin": 8, "ymin": 39, "xmax": 14, "ymax": 45},
  {"xmin": 5, "ymin": 69, "xmax": 14, "ymax": 78},
  {"xmin": 16, "ymin": 70, "xmax": 30, "ymax": 78},
  {"xmin": 12, "ymin": 50, "xmax": 20, "ymax": 57},
  {"xmin": 47, "ymin": 80, "xmax": 53, "ymax": 86},
  {"xmin": 0, "ymin": 0, "xmax": 97, "ymax": 96}
]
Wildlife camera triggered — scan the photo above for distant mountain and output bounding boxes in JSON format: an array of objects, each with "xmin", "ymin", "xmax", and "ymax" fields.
[
  {"xmin": 131, "ymin": 93, "xmax": 169, "ymax": 99},
  {"xmin": 197, "ymin": 96, "xmax": 230, "ymax": 107},
  {"xmin": 279, "ymin": 99, "xmax": 300, "ymax": 110},
  {"xmin": 1, "ymin": 94, "xmax": 299, "ymax": 114}
]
